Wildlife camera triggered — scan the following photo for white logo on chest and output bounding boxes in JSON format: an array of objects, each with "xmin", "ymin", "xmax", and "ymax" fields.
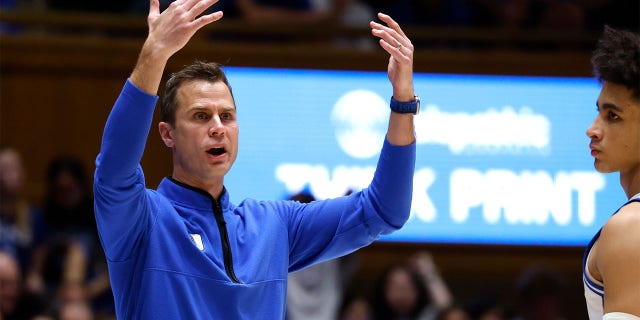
[{"xmin": 190, "ymin": 233, "xmax": 205, "ymax": 251}]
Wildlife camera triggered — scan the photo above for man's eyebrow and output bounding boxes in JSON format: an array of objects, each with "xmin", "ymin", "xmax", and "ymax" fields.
[
  {"xmin": 186, "ymin": 106, "xmax": 208, "ymax": 112},
  {"xmin": 185, "ymin": 105, "xmax": 236, "ymax": 112},
  {"xmin": 220, "ymin": 105, "xmax": 236, "ymax": 112},
  {"xmin": 597, "ymin": 101, "xmax": 624, "ymax": 113}
]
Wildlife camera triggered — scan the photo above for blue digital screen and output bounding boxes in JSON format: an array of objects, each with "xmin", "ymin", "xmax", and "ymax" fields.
[{"xmin": 222, "ymin": 66, "xmax": 624, "ymax": 246}]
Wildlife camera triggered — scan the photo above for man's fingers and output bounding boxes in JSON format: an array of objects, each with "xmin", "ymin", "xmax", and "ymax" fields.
[
  {"xmin": 187, "ymin": 0, "xmax": 220, "ymax": 19},
  {"xmin": 377, "ymin": 12, "xmax": 407, "ymax": 38},
  {"xmin": 379, "ymin": 39, "xmax": 411, "ymax": 64},
  {"xmin": 194, "ymin": 11, "xmax": 224, "ymax": 29},
  {"xmin": 179, "ymin": 0, "xmax": 210, "ymax": 11},
  {"xmin": 149, "ymin": 0, "xmax": 160, "ymax": 16},
  {"xmin": 370, "ymin": 20, "xmax": 409, "ymax": 49},
  {"xmin": 371, "ymin": 17, "xmax": 413, "ymax": 64}
]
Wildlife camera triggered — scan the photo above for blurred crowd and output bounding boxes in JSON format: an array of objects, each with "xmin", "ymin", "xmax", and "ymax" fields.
[
  {"xmin": 0, "ymin": 147, "xmax": 112, "ymax": 320},
  {"xmin": 1, "ymin": 146, "xmax": 576, "ymax": 320},
  {"xmin": 2, "ymin": 0, "xmax": 637, "ymax": 32},
  {"xmin": 285, "ymin": 191, "xmax": 573, "ymax": 320}
]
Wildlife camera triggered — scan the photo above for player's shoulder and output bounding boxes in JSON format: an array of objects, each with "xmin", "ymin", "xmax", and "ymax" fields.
[
  {"xmin": 608, "ymin": 200, "xmax": 640, "ymax": 225},
  {"xmin": 601, "ymin": 200, "xmax": 640, "ymax": 243}
]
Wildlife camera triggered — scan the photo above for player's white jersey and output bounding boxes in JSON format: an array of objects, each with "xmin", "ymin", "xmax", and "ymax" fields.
[{"xmin": 583, "ymin": 193, "xmax": 640, "ymax": 320}]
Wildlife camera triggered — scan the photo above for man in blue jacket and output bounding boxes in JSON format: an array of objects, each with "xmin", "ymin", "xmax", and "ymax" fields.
[{"xmin": 94, "ymin": 0, "xmax": 417, "ymax": 318}]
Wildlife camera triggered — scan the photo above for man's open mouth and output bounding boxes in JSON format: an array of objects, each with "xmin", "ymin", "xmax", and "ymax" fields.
[{"xmin": 207, "ymin": 147, "xmax": 226, "ymax": 156}]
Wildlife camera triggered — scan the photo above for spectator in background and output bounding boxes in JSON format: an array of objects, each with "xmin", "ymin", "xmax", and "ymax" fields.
[
  {"xmin": 359, "ymin": 0, "xmax": 418, "ymax": 25},
  {"xmin": 471, "ymin": 0, "xmax": 536, "ymax": 29},
  {"xmin": 58, "ymin": 300, "xmax": 94, "ymax": 320},
  {"xmin": 466, "ymin": 0, "xmax": 638, "ymax": 32},
  {"xmin": 44, "ymin": 0, "xmax": 130, "ymax": 13},
  {"xmin": 464, "ymin": 292, "xmax": 505, "ymax": 320},
  {"xmin": 315, "ymin": 0, "xmax": 374, "ymax": 27},
  {"xmin": 26, "ymin": 156, "xmax": 113, "ymax": 317},
  {"xmin": 0, "ymin": 147, "xmax": 47, "ymax": 273},
  {"xmin": 372, "ymin": 251, "xmax": 453, "ymax": 320},
  {"xmin": 583, "ymin": 0, "xmax": 639, "ymax": 32},
  {"xmin": 340, "ymin": 293, "xmax": 373, "ymax": 320},
  {"xmin": 512, "ymin": 265, "xmax": 567, "ymax": 320},
  {"xmin": 435, "ymin": 305, "xmax": 471, "ymax": 320},
  {"xmin": 0, "ymin": 0, "xmax": 22, "ymax": 34},
  {"xmin": 412, "ymin": 0, "xmax": 476, "ymax": 27},
  {"xmin": 465, "ymin": 0, "xmax": 587, "ymax": 30},
  {"xmin": 0, "ymin": 0, "xmax": 15, "ymax": 8},
  {"xmin": 0, "ymin": 250, "xmax": 49, "ymax": 320},
  {"xmin": 235, "ymin": 0, "xmax": 330, "ymax": 24},
  {"xmin": 537, "ymin": 0, "xmax": 586, "ymax": 31},
  {"xmin": 286, "ymin": 190, "xmax": 358, "ymax": 320}
]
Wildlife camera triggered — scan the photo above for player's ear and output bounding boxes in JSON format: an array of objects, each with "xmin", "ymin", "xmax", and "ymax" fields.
[{"xmin": 159, "ymin": 122, "xmax": 175, "ymax": 148}]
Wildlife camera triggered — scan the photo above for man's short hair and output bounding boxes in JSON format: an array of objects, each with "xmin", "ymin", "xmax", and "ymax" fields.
[
  {"xmin": 161, "ymin": 61, "xmax": 235, "ymax": 125},
  {"xmin": 591, "ymin": 26, "xmax": 640, "ymax": 100}
]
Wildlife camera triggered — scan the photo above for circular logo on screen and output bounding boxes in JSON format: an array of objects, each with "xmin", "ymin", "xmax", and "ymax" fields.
[{"xmin": 331, "ymin": 90, "xmax": 388, "ymax": 159}]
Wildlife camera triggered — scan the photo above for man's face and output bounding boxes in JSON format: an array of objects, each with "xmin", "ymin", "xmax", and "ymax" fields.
[
  {"xmin": 159, "ymin": 80, "xmax": 238, "ymax": 189},
  {"xmin": 0, "ymin": 150, "xmax": 24, "ymax": 197},
  {"xmin": 384, "ymin": 268, "xmax": 418, "ymax": 316},
  {"xmin": 586, "ymin": 81, "xmax": 640, "ymax": 174}
]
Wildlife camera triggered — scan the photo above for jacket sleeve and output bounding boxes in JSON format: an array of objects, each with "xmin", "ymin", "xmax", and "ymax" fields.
[
  {"xmin": 287, "ymin": 138, "xmax": 415, "ymax": 271},
  {"xmin": 93, "ymin": 79, "xmax": 159, "ymax": 261}
]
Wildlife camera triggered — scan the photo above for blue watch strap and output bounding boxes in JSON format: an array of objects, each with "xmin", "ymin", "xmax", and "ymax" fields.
[{"xmin": 390, "ymin": 96, "xmax": 420, "ymax": 114}]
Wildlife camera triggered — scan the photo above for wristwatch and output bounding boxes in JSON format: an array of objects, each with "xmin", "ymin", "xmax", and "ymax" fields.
[{"xmin": 390, "ymin": 95, "xmax": 420, "ymax": 114}]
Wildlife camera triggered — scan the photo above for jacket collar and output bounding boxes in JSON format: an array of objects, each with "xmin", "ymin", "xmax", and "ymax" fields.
[{"xmin": 157, "ymin": 176, "xmax": 231, "ymax": 211}]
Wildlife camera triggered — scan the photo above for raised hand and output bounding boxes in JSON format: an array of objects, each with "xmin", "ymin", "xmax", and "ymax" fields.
[
  {"xmin": 370, "ymin": 13, "xmax": 414, "ymax": 102},
  {"xmin": 131, "ymin": 0, "xmax": 223, "ymax": 95},
  {"xmin": 146, "ymin": 0, "xmax": 223, "ymax": 61}
]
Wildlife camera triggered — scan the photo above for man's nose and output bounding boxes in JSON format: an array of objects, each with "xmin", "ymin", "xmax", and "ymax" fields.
[
  {"xmin": 586, "ymin": 118, "xmax": 601, "ymax": 140},
  {"xmin": 209, "ymin": 116, "xmax": 224, "ymax": 136}
]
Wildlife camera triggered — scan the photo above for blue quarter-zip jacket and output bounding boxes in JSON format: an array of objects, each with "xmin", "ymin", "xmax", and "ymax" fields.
[{"xmin": 94, "ymin": 79, "xmax": 416, "ymax": 319}]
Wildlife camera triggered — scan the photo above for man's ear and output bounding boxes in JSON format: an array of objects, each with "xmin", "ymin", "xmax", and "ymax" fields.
[{"xmin": 159, "ymin": 122, "xmax": 175, "ymax": 148}]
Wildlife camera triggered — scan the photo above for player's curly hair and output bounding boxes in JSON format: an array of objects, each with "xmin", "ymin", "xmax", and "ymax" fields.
[{"xmin": 591, "ymin": 26, "xmax": 640, "ymax": 100}]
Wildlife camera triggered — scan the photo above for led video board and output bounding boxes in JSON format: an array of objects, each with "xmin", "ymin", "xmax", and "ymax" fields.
[{"xmin": 222, "ymin": 66, "xmax": 621, "ymax": 246}]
